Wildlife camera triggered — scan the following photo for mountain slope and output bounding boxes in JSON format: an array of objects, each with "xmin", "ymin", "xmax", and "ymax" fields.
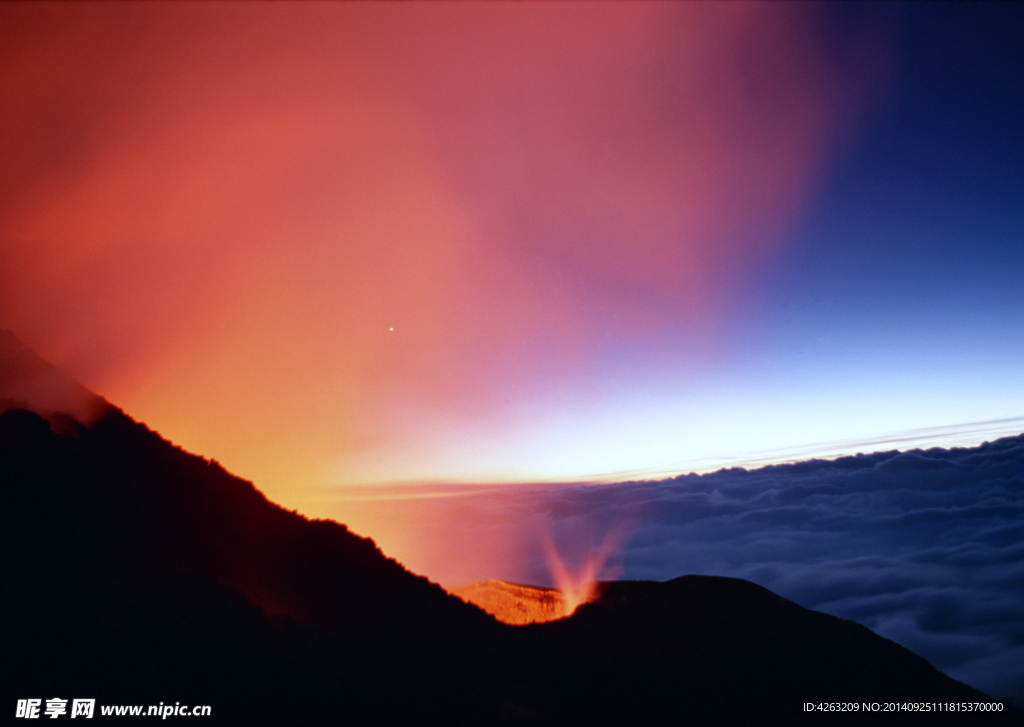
[
  {"xmin": 2, "ymin": 330, "xmax": 1018, "ymax": 725},
  {"xmin": 2, "ymin": 404, "xmax": 506, "ymax": 724}
]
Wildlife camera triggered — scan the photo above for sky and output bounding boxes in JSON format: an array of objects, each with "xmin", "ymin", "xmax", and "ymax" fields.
[
  {"xmin": 6, "ymin": 1, "xmax": 1021, "ymax": 503},
  {"xmin": 3, "ymin": 1, "xmax": 1023, "ymax": 704}
]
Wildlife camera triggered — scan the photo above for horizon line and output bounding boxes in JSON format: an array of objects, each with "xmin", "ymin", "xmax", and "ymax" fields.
[{"xmin": 317, "ymin": 415, "xmax": 1024, "ymax": 499}]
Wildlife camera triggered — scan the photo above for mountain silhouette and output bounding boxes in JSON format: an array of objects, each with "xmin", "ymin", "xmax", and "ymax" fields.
[{"xmin": 2, "ymin": 331, "xmax": 1018, "ymax": 725}]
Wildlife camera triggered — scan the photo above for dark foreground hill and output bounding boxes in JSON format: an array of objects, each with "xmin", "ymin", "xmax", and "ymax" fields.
[{"xmin": 2, "ymin": 334, "xmax": 1018, "ymax": 725}]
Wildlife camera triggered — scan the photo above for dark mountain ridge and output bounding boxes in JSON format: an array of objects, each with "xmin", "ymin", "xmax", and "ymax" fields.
[
  {"xmin": 2, "ymin": 331, "xmax": 1018, "ymax": 724},
  {"xmin": 3, "ymin": 405, "xmax": 504, "ymax": 724}
]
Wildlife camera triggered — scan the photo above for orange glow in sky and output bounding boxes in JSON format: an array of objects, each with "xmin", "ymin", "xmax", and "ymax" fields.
[{"xmin": 1, "ymin": 4, "xmax": 887, "ymax": 579}]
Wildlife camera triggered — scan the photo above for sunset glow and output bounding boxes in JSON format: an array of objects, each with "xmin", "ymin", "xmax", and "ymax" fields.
[
  {"xmin": 3, "ymin": 3, "xmax": 1023, "ymax": 615},
  {"xmin": 0, "ymin": 3, "xmax": 887, "ymax": 501}
]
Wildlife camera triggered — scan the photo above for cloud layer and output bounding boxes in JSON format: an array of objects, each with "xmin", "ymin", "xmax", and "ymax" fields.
[{"xmin": 328, "ymin": 434, "xmax": 1024, "ymax": 706}]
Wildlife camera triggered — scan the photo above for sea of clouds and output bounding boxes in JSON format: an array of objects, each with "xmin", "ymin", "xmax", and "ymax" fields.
[
  {"xmin": 341, "ymin": 434, "xmax": 1024, "ymax": 706},
  {"xmin": 514, "ymin": 435, "xmax": 1024, "ymax": 706}
]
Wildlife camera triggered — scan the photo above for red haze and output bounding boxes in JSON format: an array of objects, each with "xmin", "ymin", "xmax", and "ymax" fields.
[{"xmin": 0, "ymin": 4, "xmax": 889, "ymax": 579}]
